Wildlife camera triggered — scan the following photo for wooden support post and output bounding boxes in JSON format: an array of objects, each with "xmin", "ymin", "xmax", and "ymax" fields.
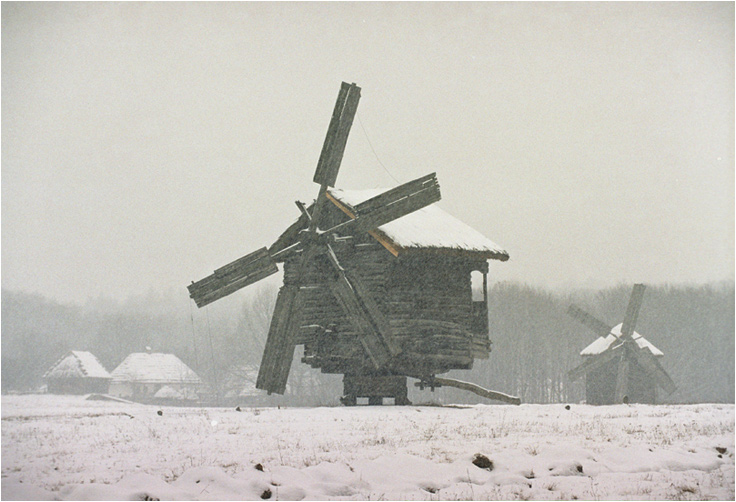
[{"xmin": 614, "ymin": 352, "xmax": 629, "ymax": 403}]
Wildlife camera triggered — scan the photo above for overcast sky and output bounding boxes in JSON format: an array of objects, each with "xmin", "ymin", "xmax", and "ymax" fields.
[{"xmin": 2, "ymin": 2, "xmax": 734, "ymax": 305}]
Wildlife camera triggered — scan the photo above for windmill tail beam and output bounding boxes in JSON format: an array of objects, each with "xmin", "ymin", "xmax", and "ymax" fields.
[{"xmin": 416, "ymin": 377, "xmax": 521, "ymax": 405}]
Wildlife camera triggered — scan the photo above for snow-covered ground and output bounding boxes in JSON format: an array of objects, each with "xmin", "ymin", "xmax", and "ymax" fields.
[{"xmin": 2, "ymin": 395, "xmax": 733, "ymax": 500}]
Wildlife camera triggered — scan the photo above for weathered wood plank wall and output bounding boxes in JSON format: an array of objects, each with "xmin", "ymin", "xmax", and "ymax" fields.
[{"xmin": 283, "ymin": 203, "xmax": 492, "ymax": 379}]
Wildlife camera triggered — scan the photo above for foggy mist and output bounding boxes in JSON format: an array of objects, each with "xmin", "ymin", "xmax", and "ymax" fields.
[{"xmin": 2, "ymin": 2, "xmax": 733, "ymax": 305}]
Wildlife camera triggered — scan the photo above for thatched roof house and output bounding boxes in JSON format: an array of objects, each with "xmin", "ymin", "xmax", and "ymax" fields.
[
  {"xmin": 43, "ymin": 351, "xmax": 111, "ymax": 394},
  {"xmin": 109, "ymin": 352, "xmax": 202, "ymax": 401}
]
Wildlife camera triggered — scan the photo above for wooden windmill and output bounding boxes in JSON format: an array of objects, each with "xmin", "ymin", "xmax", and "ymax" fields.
[
  {"xmin": 567, "ymin": 284, "xmax": 676, "ymax": 404},
  {"xmin": 188, "ymin": 82, "xmax": 517, "ymax": 405}
]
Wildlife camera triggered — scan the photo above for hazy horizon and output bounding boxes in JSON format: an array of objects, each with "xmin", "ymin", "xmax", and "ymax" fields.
[{"xmin": 3, "ymin": 2, "xmax": 734, "ymax": 305}]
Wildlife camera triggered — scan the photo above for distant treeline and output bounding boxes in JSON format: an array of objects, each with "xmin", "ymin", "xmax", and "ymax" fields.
[{"xmin": 2, "ymin": 281, "xmax": 733, "ymax": 405}]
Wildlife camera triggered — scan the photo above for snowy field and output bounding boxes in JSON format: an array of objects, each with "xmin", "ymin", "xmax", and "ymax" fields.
[{"xmin": 2, "ymin": 395, "xmax": 733, "ymax": 501}]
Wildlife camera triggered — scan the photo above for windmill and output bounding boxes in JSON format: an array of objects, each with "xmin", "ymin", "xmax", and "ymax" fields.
[
  {"xmin": 567, "ymin": 284, "xmax": 676, "ymax": 404},
  {"xmin": 188, "ymin": 82, "xmax": 518, "ymax": 405}
]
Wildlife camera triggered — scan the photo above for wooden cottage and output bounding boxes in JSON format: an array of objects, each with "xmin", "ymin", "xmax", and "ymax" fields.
[
  {"xmin": 43, "ymin": 351, "xmax": 111, "ymax": 394},
  {"xmin": 269, "ymin": 187, "xmax": 509, "ymax": 404},
  {"xmin": 109, "ymin": 352, "xmax": 202, "ymax": 402}
]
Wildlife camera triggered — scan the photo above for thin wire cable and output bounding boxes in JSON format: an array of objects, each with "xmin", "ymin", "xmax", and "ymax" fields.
[
  {"xmin": 357, "ymin": 112, "xmax": 401, "ymax": 184},
  {"xmin": 205, "ymin": 307, "xmax": 220, "ymax": 404},
  {"xmin": 188, "ymin": 299, "xmax": 199, "ymax": 371}
]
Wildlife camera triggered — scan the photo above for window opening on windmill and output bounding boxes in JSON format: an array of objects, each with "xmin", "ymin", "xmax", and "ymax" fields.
[{"xmin": 471, "ymin": 271, "xmax": 485, "ymax": 302}]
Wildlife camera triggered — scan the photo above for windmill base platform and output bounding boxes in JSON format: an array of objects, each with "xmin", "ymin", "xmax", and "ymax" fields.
[{"xmin": 340, "ymin": 374, "xmax": 411, "ymax": 406}]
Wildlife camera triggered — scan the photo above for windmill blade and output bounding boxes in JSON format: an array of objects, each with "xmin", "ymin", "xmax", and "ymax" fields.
[
  {"xmin": 324, "ymin": 172, "xmax": 441, "ymax": 238},
  {"xmin": 313, "ymin": 82, "xmax": 361, "ymax": 188},
  {"xmin": 627, "ymin": 344, "xmax": 677, "ymax": 395},
  {"xmin": 621, "ymin": 283, "xmax": 646, "ymax": 339},
  {"xmin": 322, "ymin": 244, "xmax": 399, "ymax": 368},
  {"xmin": 255, "ymin": 244, "xmax": 321, "ymax": 394},
  {"xmin": 353, "ymin": 172, "xmax": 439, "ymax": 215},
  {"xmin": 188, "ymin": 247, "xmax": 278, "ymax": 308},
  {"xmin": 567, "ymin": 344, "xmax": 623, "ymax": 381},
  {"xmin": 567, "ymin": 305, "xmax": 613, "ymax": 338},
  {"xmin": 255, "ymin": 283, "xmax": 304, "ymax": 395}
]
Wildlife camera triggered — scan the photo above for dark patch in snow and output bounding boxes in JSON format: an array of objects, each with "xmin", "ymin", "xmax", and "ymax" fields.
[
  {"xmin": 236, "ymin": 406, "xmax": 242, "ymax": 412},
  {"xmin": 472, "ymin": 453, "xmax": 493, "ymax": 470},
  {"xmin": 565, "ymin": 405, "xmax": 571, "ymax": 410},
  {"xmin": 157, "ymin": 410, "xmax": 163, "ymax": 416},
  {"xmin": 576, "ymin": 464, "xmax": 583, "ymax": 473},
  {"xmin": 254, "ymin": 463, "xmax": 264, "ymax": 472},
  {"xmin": 716, "ymin": 447, "xmax": 727, "ymax": 454},
  {"xmin": 261, "ymin": 488, "xmax": 272, "ymax": 499}
]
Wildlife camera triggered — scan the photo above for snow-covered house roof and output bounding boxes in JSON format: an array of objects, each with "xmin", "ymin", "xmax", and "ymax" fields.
[
  {"xmin": 325, "ymin": 188, "xmax": 509, "ymax": 259},
  {"xmin": 580, "ymin": 324, "xmax": 664, "ymax": 357},
  {"xmin": 43, "ymin": 351, "xmax": 111, "ymax": 380},
  {"xmin": 110, "ymin": 353, "xmax": 202, "ymax": 385}
]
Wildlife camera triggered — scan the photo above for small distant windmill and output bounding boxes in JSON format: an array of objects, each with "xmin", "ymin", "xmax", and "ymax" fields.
[{"xmin": 567, "ymin": 284, "xmax": 676, "ymax": 405}]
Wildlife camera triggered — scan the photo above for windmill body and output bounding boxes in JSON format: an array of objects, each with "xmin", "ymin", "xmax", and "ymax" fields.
[
  {"xmin": 188, "ymin": 82, "xmax": 514, "ymax": 405},
  {"xmin": 272, "ymin": 187, "xmax": 508, "ymax": 404},
  {"xmin": 579, "ymin": 324, "xmax": 665, "ymax": 405},
  {"xmin": 568, "ymin": 285, "xmax": 676, "ymax": 405}
]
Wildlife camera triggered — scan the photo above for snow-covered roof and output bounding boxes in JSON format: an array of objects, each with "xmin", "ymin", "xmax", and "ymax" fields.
[
  {"xmin": 326, "ymin": 188, "xmax": 509, "ymax": 260},
  {"xmin": 110, "ymin": 353, "xmax": 202, "ymax": 384},
  {"xmin": 43, "ymin": 351, "xmax": 111, "ymax": 380},
  {"xmin": 580, "ymin": 324, "xmax": 664, "ymax": 357}
]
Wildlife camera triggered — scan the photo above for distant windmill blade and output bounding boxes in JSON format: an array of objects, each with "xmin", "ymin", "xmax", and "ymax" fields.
[
  {"xmin": 628, "ymin": 344, "xmax": 677, "ymax": 395},
  {"xmin": 255, "ymin": 283, "xmax": 303, "ymax": 395},
  {"xmin": 621, "ymin": 283, "xmax": 646, "ymax": 339},
  {"xmin": 567, "ymin": 344, "xmax": 623, "ymax": 381},
  {"xmin": 313, "ymin": 82, "xmax": 361, "ymax": 188},
  {"xmin": 567, "ymin": 305, "xmax": 612, "ymax": 338},
  {"xmin": 188, "ymin": 247, "xmax": 278, "ymax": 308}
]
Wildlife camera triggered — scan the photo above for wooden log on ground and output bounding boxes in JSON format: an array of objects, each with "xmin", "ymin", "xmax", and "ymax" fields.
[{"xmin": 420, "ymin": 377, "xmax": 521, "ymax": 405}]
